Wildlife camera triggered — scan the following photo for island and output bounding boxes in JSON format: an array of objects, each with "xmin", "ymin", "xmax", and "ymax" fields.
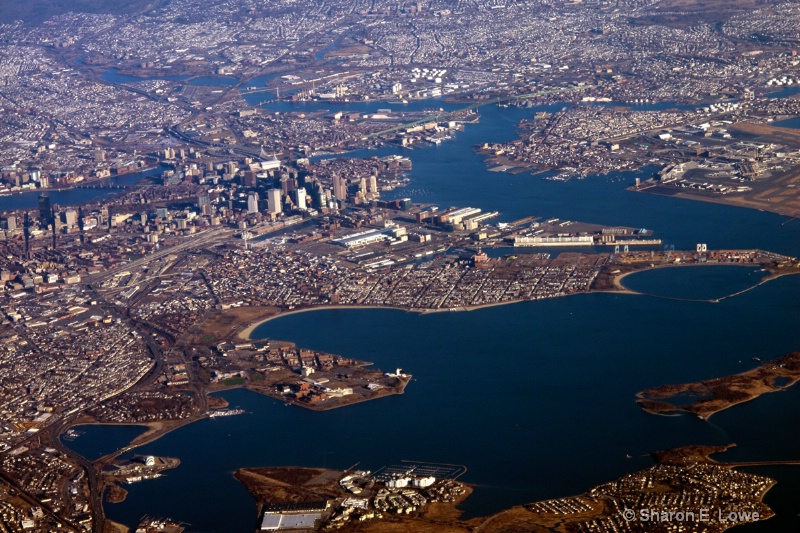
[
  {"xmin": 235, "ymin": 445, "xmax": 777, "ymax": 532},
  {"xmin": 637, "ymin": 351, "xmax": 800, "ymax": 419}
]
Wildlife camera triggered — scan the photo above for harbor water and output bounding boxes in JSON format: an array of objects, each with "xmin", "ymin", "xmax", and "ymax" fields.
[{"xmin": 58, "ymin": 102, "xmax": 800, "ymax": 531}]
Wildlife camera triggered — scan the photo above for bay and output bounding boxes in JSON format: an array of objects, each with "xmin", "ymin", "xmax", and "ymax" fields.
[
  {"xmin": 620, "ymin": 265, "xmax": 769, "ymax": 301},
  {"xmin": 62, "ymin": 424, "xmax": 148, "ymax": 461},
  {"xmin": 284, "ymin": 101, "xmax": 800, "ymax": 256},
  {"xmin": 102, "ymin": 271, "xmax": 800, "ymax": 531},
  {"xmin": 70, "ymin": 102, "xmax": 800, "ymax": 531}
]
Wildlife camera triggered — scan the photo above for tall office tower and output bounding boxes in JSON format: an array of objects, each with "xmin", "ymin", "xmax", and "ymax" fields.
[
  {"xmin": 333, "ymin": 175, "xmax": 347, "ymax": 201},
  {"xmin": 316, "ymin": 185, "xmax": 327, "ymax": 209},
  {"xmin": 242, "ymin": 171, "xmax": 257, "ymax": 187},
  {"xmin": 267, "ymin": 188, "xmax": 282, "ymax": 214},
  {"xmin": 359, "ymin": 177, "xmax": 367, "ymax": 196},
  {"xmin": 247, "ymin": 192, "xmax": 260, "ymax": 214},
  {"xmin": 38, "ymin": 194, "xmax": 52, "ymax": 225},
  {"xmin": 0, "ymin": 216, "xmax": 16, "ymax": 231},
  {"xmin": 23, "ymin": 213, "xmax": 30, "ymax": 259},
  {"xmin": 62, "ymin": 210, "xmax": 78, "ymax": 227},
  {"xmin": 294, "ymin": 187, "xmax": 307, "ymax": 210},
  {"xmin": 197, "ymin": 193, "xmax": 210, "ymax": 209},
  {"xmin": 369, "ymin": 175, "xmax": 378, "ymax": 194}
]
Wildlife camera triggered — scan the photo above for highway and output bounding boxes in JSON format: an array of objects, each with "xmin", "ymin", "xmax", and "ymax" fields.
[
  {"xmin": 2, "ymin": 228, "xmax": 229, "ymax": 533},
  {"xmin": 87, "ymin": 225, "xmax": 234, "ymax": 283}
]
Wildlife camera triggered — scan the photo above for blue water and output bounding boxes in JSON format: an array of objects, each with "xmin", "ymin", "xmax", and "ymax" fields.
[
  {"xmin": 0, "ymin": 169, "xmax": 155, "ymax": 212},
  {"xmin": 63, "ymin": 425, "xmax": 148, "ymax": 461},
  {"xmin": 315, "ymin": 34, "xmax": 346, "ymax": 62},
  {"xmin": 773, "ymin": 116, "xmax": 800, "ymax": 129},
  {"xmin": 239, "ymin": 72, "xmax": 283, "ymax": 91},
  {"xmin": 55, "ymin": 102, "xmax": 800, "ymax": 531},
  {"xmin": 765, "ymin": 86, "xmax": 800, "ymax": 100},
  {"xmin": 301, "ymin": 102, "xmax": 793, "ymax": 257},
  {"xmin": 621, "ymin": 265, "xmax": 768, "ymax": 300},
  {"xmin": 102, "ymin": 272, "xmax": 800, "ymax": 531},
  {"xmin": 739, "ymin": 465, "xmax": 800, "ymax": 532},
  {"xmin": 369, "ymin": 104, "xmax": 800, "ymax": 256}
]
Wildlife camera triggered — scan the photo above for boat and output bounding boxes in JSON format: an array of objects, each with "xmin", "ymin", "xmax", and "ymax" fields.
[{"xmin": 62, "ymin": 429, "xmax": 84, "ymax": 441}]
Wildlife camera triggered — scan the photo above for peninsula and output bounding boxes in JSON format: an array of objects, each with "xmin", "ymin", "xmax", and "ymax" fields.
[
  {"xmin": 206, "ymin": 340, "xmax": 411, "ymax": 411},
  {"xmin": 235, "ymin": 445, "xmax": 777, "ymax": 533}
]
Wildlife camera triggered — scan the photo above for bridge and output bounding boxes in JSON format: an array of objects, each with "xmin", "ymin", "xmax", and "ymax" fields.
[{"xmin": 74, "ymin": 183, "xmax": 131, "ymax": 190}]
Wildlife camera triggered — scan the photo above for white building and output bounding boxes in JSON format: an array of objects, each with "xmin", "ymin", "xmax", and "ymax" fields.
[
  {"xmin": 294, "ymin": 188, "xmax": 307, "ymax": 210},
  {"xmin": 247, "ymin": 193, "xmax": 260, "ymax": 214},
  {"xmin": 267, "ymin": 189, "xmax": 282, "ymax": 214}
]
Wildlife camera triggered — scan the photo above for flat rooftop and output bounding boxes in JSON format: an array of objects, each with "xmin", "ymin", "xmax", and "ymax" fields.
[{"xmin": 260, "ymin": 512, "xmax": 321, "ymax": 531}]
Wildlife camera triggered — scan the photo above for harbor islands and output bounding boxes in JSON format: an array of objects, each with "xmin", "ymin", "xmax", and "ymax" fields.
[{"xmin": 637, "ymin": 351, "xmax": 800, "ymax": 419}]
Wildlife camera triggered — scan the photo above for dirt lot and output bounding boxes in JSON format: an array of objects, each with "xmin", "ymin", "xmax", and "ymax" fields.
[{"xmin": 184, "ymin": 306, "xmax": 281, "ymax": 345}]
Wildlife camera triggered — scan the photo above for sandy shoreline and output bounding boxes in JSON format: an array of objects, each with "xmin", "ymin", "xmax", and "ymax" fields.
[
  {"xmin": 613, "ymin": 263, "xmax": 799, "ymax": 299},
  {"xmin": 236, "ymin": 305, "xmax": 417, "ymax": 339},
  {"xmin": 236, "ymin": 266, "xmax": 798, "ymax": 339},
  {"xmin": 236, "ymin": 296, "xmax": 601, "ymax": 340}
]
